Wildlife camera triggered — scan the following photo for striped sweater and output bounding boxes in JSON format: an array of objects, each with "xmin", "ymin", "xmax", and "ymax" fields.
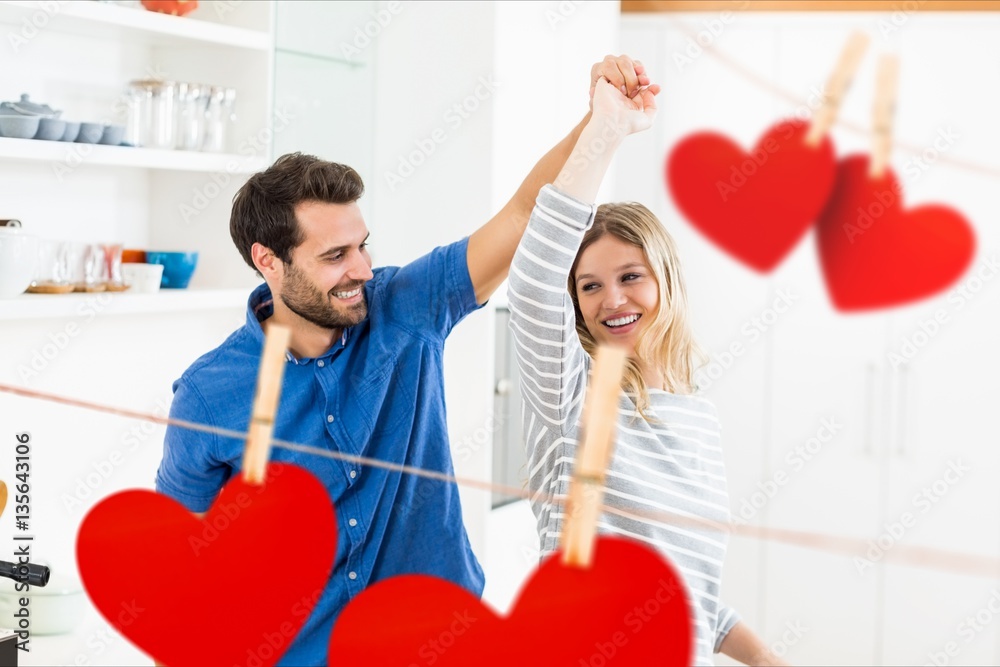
[{"xmin": 507, "ymin": 185, "xmax": 740, "ymax": 665}]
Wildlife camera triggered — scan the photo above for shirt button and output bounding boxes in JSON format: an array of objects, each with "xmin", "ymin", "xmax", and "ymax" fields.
[
  {"xmin": 317, "ymin": 360, "xmax": 325, "ymax": 368},
  {"xmin": 348, "ymin": 518, "xmax": 358, "ymax": 527},
  {"xmin": 327, "ymin": 414, "xmax": 334, "ymax": 423},
  {"xmin": 348, "ymin": 571, "xmax": 358, "ymax": 581},
  {"xmin": 349, "ymin": 470, "xmax": 357, "ymax": 479}
]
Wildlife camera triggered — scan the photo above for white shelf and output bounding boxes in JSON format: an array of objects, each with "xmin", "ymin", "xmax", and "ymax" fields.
[
  {"xmin": 0, "ymin": 287, "xmax": 250, "ymax": 320},
  {"xmin": 0, "ymin": 0, "xmax": 271, "ymax": 51},
  {"xmin": 0, "ymin": 137, "xmax": 267, "ymax": 172}
]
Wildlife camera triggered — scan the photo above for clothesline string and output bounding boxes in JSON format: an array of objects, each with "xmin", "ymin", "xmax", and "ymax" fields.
[
  {"xmin": 3, "ymin": 381, "xmax": 997, "ymax": 578},
  {"xmin": 667, "ymin": 17, "xmax": 1000, "ymax": 180}
]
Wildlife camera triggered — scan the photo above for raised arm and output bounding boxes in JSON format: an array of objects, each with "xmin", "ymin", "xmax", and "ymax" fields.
[
  {"xmin": 506, "ymin": 71, "xmax": 659, "ymax": 428},
  {"xmin": 466, "ymin": 55, "xmax": 657, "ymax": 305}
]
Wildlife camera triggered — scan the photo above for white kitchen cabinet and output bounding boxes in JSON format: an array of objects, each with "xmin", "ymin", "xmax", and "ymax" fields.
[
  {"xmin": 765, "ymin": 18, "xmax": 1000, "ymax": 667},
  {"xmin": 881, "ymin": 565, "xmax": 1000, "ymax": 667},
  {"xmin": 0, "ymin": 0, "xmax": 276, "ymax": 308},
  {"xmin": 0, "ymin": 3, "xmax": 278, "ymax": 665},
  {"xmin": 760, "ymin": 204, "xmax": 1000, "ymax": 666},
  {"xmin": 618, "ymin": 11, "xmax": 1000, "ymax": 667},
  {"xmin": 876, "ymin": 38, "xmax": 1000, "ymax": 655},
  {"xmin": 761, "ymin": 238, "xmax": 889, "ymax": 665},
  {"xmin": 878, "ymin": 20, "xmax": 1000, "ymax": 561},
  {"xmin": 761, "ymin": 543, "xmax": 881, "ymax": 666}
]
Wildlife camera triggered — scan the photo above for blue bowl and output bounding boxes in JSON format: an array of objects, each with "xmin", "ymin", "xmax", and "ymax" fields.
[
  {"xmin": 146, "ymin": 251, "xmax": 198, "ymax": 289},
  {"xmin": 61, "ymin": 121, "xmax": 80, "ymax": 142},
  {"xmin": 99, "ymin": 124, "xmax": 125, "ymax": 146},
  {"xmin": 75, "ymin": 122, "xmax": 104, "ymax": 144},
  {"xmin": 0, "ymin": 114, "xmax": 40, "ymax": 139},
  {"xmin": 34, "ymin": 118, "xmax": 66, "ymax": 141}
]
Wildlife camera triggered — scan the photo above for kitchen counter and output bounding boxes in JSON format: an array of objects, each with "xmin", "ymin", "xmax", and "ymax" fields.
[{"xmin": 9, "ymin": 603, "xmax": 151, "ymax": 666}]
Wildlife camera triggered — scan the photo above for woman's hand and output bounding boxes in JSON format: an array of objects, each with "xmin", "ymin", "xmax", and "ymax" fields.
[
  {"xmin": 589, "ymin": 54, "xmax": 661, "ymax": 136},
  {"xmin": 552, "ymin": 54, "xmax": 660, "ymax": 202},
  {"xmin": 590, "ymin": 54, "xmax": 654, "ymax": 103}
]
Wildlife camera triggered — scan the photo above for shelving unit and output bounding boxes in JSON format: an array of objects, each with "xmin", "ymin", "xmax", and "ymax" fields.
[
  {"xmin": 0, "ymin": 0, "xmax": 276, "ymax": 298},
  {"xmin": 0, "ymin": 0, "xmax": 271, "ymax": 51},
  {"xmin": 0, "ymin": 287, "xmax": 248, "ymax": 321},
  {"xmin": 274, "ymin": 45, "xmax": 366, "ymax": 68},
  {"xmin": 0, "ymin": 136, "xmax": 268, "ymax": 172}
]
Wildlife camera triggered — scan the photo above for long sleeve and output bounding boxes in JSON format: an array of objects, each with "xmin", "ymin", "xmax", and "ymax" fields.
[{"xmin": 506, "ymin": 184, "xmax": 597, "ymax": 434}]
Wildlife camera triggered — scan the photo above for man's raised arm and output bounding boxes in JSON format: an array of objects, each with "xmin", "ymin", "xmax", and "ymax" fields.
[{"xmin": 466, "ymin": 54, "xmax": 658, "ymax": 305}]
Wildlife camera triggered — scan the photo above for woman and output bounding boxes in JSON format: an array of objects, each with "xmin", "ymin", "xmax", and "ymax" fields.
[{"xmin": 507, "ymin": 63, "xmax": 785, "ymax": 666}]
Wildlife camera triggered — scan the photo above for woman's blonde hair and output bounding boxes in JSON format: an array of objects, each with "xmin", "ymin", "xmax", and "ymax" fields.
[{"xmin": 568, "ymin": 202, "xmax": 705, "ymax": 418}]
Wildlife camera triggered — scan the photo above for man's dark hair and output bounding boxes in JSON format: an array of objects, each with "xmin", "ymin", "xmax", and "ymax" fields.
[{"xmin": 230, "ymin": 153, "xmax": 365, "ymax": 274}]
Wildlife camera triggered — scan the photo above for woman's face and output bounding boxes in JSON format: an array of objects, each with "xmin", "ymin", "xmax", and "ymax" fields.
[{"xmin": 574, "ymin": 234, "xmax": 660, "ymax": 353}]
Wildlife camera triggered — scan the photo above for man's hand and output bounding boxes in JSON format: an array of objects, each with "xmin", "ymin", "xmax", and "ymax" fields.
[
  {"xmin": 466, "ymin": 55, "xmax": 656, "ymax": 305},
  {"xmin": 590, "ymin": 54, "xmax": 659, "ymax": 106},
  {"xmin": 590, "ymin": 54, "xmax": 660, "ymax": 137}
]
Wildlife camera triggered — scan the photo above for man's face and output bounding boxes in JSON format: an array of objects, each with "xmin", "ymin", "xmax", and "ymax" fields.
[{"xmin": 278, "ymin": 200, "xmax": 374, "ymax": 330}]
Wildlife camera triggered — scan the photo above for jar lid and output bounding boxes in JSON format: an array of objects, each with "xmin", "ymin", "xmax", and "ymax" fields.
[
  {"xmin": 178, "ymin": 82, "xmax": 204, "ymax": 99},
  {"xmin": 127, "ymin": 79, "xmax": 178, "ymax": 91}
]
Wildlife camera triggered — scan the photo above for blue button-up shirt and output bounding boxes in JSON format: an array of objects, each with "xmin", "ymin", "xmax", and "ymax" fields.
[{"xmin": 155, "ymin": 237, "xmax": 485, "ymax": 666}]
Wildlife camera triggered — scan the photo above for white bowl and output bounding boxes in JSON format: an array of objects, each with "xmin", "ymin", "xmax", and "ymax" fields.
[
  {"xmin": 122, "ymin": 262, "xmax": 164, "ymax": 293},
  {"xmin": 0, "ymin": 573, "xmax": 85, "ymax": 635},
  {"xmin": 0, "ymin": 226, "xmax": 38, "ymax": 298}
]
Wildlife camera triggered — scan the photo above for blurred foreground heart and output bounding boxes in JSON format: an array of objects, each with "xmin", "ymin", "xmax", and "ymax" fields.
[
  {"xmin": 77, "ymin": 463, "xmax": 336, "ymax": 667},
  {"xmin": 817, "ymin": 155, "xmax": 976, "ymax": 311},
  {"xmin": 667, "ymin": 119, "xmax": 836, "ymax": 272},
  {"xmin": 330, "ymin": 537, "xmax": 692, "ymax": 665}
]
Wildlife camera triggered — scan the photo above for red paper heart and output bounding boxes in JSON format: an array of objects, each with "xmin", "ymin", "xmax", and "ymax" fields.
[
  {"xmin": 77, "ymin": 463, "xmax": 336, "ymax": 667},
  {"xmin": 329, "ymin": 537, "xmax": 692, "ymax": 666},
  {"xmin": 816, "ymin": 155, "xmax": 976, "ymax": 311},
  {"xmin": 666, "ymin": 119, "xmax": 837, "ymax": 272}
]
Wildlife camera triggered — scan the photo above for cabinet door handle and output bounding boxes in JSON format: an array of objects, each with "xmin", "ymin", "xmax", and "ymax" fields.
[
  {"xmin": 896, "ymin": 363, "xmax": 910, "ymax": 457},
  {"xmin": 495, "ymin": 378, "xmax": 512, "ymax": 396},
  {"xmin": 863, "ymin": 362, "xmax": 877, "ymax": 456}
]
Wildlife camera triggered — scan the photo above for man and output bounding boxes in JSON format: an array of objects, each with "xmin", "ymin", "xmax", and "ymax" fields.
[{"xmin": 155, "ymin": 55, "xmax": 653, "ymax": 666}]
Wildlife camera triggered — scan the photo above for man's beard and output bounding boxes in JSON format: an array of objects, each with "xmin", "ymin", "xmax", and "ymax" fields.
[{"xmin": 280, "ymin": 261, "xmax": 368, "ymax": 330}]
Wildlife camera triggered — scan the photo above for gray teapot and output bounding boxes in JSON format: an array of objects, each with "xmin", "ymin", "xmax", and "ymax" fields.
[{"xmin": 0, "ymin": 94, "xmax": 61, "ymax": 118}]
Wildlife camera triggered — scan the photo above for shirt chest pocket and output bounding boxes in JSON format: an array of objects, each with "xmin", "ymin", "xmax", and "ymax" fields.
[{"xmin": 350, "ymin": 348, "xmax": 413, "ymax": 439}]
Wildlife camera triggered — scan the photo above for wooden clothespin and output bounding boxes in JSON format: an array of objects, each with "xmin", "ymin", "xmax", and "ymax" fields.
[
  {"xmin": 869, "ymin": 54, "xmax": 900, "ymax": 179},
  {"xmin": 0, "ymin": 481, "xmax": 7, "ymax": 520},
  {"xmin": 804, "ymin": 31, "xmax": 870, "ymax": 147},
  {"xmin": 560, "ymin": 345, "xmax": 628, "ymax": 569},
  {"xmin": 243, "ymin": 324, "xmax": 292, "ymax": 486}
]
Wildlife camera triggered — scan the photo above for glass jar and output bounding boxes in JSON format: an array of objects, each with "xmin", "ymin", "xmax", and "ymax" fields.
[
  {"xmin": 201, "ymin": 86, "xmax": 236, "ymax": 153},
  {"xmin": 125, "ymin": 80, "xmax": 177, "ymax": 149},
  {"xmin": 175, "ymin": 82, "xmax": 207, "ymax": 151}
]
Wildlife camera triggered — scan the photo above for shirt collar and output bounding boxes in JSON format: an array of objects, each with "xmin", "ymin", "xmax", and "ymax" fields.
[{"xmin": 245, "ymin": 283, "xmax": 351, "ymax": 364}]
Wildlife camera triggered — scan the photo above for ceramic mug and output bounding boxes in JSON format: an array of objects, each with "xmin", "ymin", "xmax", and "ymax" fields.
[
  {"xmin": 122, "ymin": 263, "xmax": 164, "ymax": 293},
  {"xmin": 0, "ymin": 226, "xmax": 38, "ymax": 298}
]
